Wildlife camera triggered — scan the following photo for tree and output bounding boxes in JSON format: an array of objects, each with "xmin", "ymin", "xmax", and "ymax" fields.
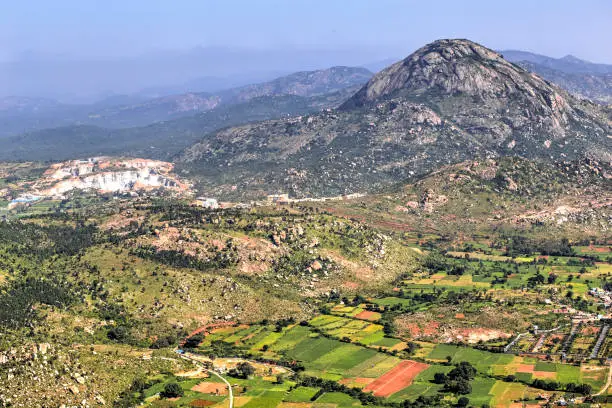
[
  {"xmin": 183, "ymin": 333, "xmax": 203, "ymax": 349},
  {"xmin": 528, "ymin": 273, "xmax": 546, "ymax": 287},
  {"xmin": 448, "ymin": 362, "xmax": 476, "ymax": 381},
  {"xmin": 445, "ymin": 378, "xmax": 472, "ymax": 394},
  {"xmin": 457, "ymin": 396, "xmax": 470, "ymax": 407},
  {"xmin": 229, "ymin": 362, "xmax": 255, "ymax": 379},
  {"xmin": 434, "ymin": 372, "xmax": 447, "ymax": 384},
  {"xmin": 161, "ymin": 382, "xmax": 184, "ymax": 398}
]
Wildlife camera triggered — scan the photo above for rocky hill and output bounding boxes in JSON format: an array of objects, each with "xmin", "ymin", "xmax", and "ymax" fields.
[
  {"xmin": 178, "ymin": 39, "xmax": 612, "ymax": 199},
  {"xmin": 89, "ymin": 66, "xmax": 371, "ymax": 126}
]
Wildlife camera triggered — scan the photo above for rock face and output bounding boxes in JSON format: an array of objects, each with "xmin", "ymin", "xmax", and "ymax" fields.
[
  {"xmin": 29, "ymin": 158, "xmax": 190, "ymax": 198},
  {"xmin": 179, "ymin": 39, "xmax": 612, "ymax": 199},
  {"xmin": 341, "ymin": 39, "xmax": 599, "ymax": 142}
]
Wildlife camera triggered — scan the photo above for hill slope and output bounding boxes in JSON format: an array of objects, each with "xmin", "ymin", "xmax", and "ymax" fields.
[
  {"xmin": 0, "ymin": 88, "xmax": 360, "ymax": 161},
  {"xmin": 178, "ymin": 39, "xmax": 612, "ymax": 198}
]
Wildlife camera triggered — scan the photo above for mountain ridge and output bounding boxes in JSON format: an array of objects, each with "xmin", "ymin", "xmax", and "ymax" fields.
[
  {"xmin": 178, "ymin": 39, "xmax": 612, "ymax": 198},
  {"xmin": 0, "ymin": 66, "xmax": 372, "ymax": 137}
]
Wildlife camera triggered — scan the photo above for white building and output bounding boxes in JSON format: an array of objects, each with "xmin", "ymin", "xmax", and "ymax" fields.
[{"xmin": 196, "ymin": 197, "xmax": 219, "ymax": 209}]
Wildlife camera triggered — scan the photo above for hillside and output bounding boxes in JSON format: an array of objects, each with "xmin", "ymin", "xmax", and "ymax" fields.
[
  {"xmin": 0, "ymin": 157, "xmax": 611, "ymax": 407},
  {"xmin": 178, "ymin": 39, "xmax": 612, "ymax": 199},
  {"xmin": 0, "ymin": 89, "xmax": 361, "ymax": 161}
]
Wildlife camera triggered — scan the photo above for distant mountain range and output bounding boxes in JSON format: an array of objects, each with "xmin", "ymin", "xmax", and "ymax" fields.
[
  {"xmin": 0, "ymin": 85, "xmax": 365, "ymax": 161},
  {"xmin": 0, "ymin": 66, "xmax": 372, "ymax": 137},
  {"xmin": 502, "ymin": 50, "xmax": 612, "ymax": 103},
  {"xmin": 0, "ymin": 46, "xmax": 394, "ymax": 102}
]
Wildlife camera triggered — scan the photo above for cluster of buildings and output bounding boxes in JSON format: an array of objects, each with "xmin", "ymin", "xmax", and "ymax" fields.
[
  {"xmin": 6, "ymin": 194, "xmax": 42, "ymax": 210},
  {"xmin": 589, "ymin": 287, "xmax": 612, "ymax": 308},
  {"xmin": 195, "ymin": 197, "xmax": 220, "ymax": 209},
  {"xmin": 266, "ymin": 192, "xmax": 365, "ymax": 205},
  {"xmin": 193, "ymin": 192, "xmax": 366, "ymax": 210}
]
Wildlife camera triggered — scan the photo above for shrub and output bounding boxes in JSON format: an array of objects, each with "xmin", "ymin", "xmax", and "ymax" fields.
[{"xmin": 161, "ymin": 382, "xmax": 184, "ymax": 398}]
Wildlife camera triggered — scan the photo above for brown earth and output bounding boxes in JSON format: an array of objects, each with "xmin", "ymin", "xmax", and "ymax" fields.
[
  {"xmin": 191, "ymin": 382, "xmax": 228, "ymax": 395},
  {"xmin": 355, "ymin": 310, "xmax": 380, "ymax": 321},
  {"xmin": 363, "ymin": 360, "xmax": 429, "ymax": 397}
]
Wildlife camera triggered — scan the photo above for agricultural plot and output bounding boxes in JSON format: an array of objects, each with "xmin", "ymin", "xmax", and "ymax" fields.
[
  {"xmin": 363, "ymin": 360, "xmax": 430, "ymax": 397},
  {"xmin": 491, "ymin": 355, "xmax": 607, "ymax": 390},
  {"xmin": 598, "ymin": 333, "xmax": 612, "ymax": 359},
  {"xmin": 142, "ymin": 374, "xmax": 377, "ymax": 408},
  {"xmin": 193, "ymin": 323, "xmax": 436, "ymax": 401},
  {"xmin": 568, "ymin": 325, "xmax": 599, "ymax": 357},
  {"xmin": 189, "ymin": 317, "xmax": 608, "ymax": 407},
  {"xmin": 427, "ymin": 344, "xmax": 514, "ymax": 374},
  {"xmin": 489, "ymin": 381, "xmax": 540, "ymax": 408},
  {"xmin": 308, "ymin": 315, "xmax": 399, "ymax": 348}
]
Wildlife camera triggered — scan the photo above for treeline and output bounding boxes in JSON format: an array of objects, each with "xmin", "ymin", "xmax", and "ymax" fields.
[
  {"xmin": 505, "ymin": 236, "xmax": 574, "ymax": 257},
  {"xmin": 0, "ymin": 277, "xmax": 76, "ymax": 329},
  {"xmin": 0, "ymin": 220, "xmax": 97, "ymax": 258},
  {"xmin": 131, "ymin": 245, "xmax": 238, "ymax": 271}
]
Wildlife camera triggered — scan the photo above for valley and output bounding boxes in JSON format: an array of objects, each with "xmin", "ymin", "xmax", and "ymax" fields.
[{"xmin": 0, "ymin": 36, "xmax": 610, "ymax": 408}]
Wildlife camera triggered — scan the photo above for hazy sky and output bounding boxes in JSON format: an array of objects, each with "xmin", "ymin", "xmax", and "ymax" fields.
[{"xmin": 2, "ymin": 0, "xmax": 612, "ymax": 63}]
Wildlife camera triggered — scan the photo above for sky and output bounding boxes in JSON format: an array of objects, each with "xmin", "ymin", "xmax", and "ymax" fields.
[{"xmin": 2, "ymin": 0, "xmax": 612, "ymax": 63}]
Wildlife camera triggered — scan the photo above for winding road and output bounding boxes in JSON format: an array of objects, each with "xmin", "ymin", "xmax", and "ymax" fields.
[{"xmin": 178, "ymin": 352, "xmax": 234, "ymax": 408}]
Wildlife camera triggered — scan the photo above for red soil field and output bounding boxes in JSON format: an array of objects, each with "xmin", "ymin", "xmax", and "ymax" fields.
[
  {"xmin": 355, "ymin": 310, "xmax": 380, "ymax": 321},
  {"xmin": 363, "ymin": 360, "xmax": 429, "ymax": 397},
  {"xmin": 191, "ymin": 382, "xmax": 228, "ymax": 395},
  {"xmin": 589, "ymin": 246, "xmax": 610, "ymax": 253}
]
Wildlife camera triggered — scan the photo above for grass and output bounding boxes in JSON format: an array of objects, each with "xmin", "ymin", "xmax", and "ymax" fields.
[
  {"xmin": 345, "ymin": 353, "xmax": 401, "ymax": 378},
  {"xmin": 285, "ymin": 336, "xmax": 342, "ymax": 362},
  {"xmin": 311, "ymin": 345, "xmax": 377, "ymax": 372},
  {"xmin": 465, "ymin": 376, "xmax": 496, "ymax": 407},
  {"xmin": 241, "ymin": 390, "xmax": 286, "ymax": 408},
  {"xmin": 314, "ymin": 392, "xmax": 356, "ymax": 404},
  {"xmin": 427, "ymin": 344, "xmax": 513, "ymax": 374},
  {"xmin": 489, "ymin": 381, "xmax": 533, "ymax": 408},
  {"xmin": 533, "ymin": 361, "xmax": 557, "ymax": 372},
  {"xmin": 284, "ymin": 386, "xmax": 320, "ymax": 402}
]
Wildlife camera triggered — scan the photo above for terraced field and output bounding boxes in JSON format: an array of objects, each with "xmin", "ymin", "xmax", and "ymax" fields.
[{"xmin": 186, "ymin": 316, "xmax": 572, "ymax": 407}]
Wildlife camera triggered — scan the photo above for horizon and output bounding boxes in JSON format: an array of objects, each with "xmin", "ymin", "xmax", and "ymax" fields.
[
  {"xmin": 2, "ymin": 0, "xmax": 612, "ymax": 101},
  {"xmin": 3, "ymin": 0, "xmax": 612, "ymax": 63}
]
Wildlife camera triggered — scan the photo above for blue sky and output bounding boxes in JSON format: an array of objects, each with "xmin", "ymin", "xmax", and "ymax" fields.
[{"xmin": 2, "ymin": 0, "xmax": 611, "ymax": 62}]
